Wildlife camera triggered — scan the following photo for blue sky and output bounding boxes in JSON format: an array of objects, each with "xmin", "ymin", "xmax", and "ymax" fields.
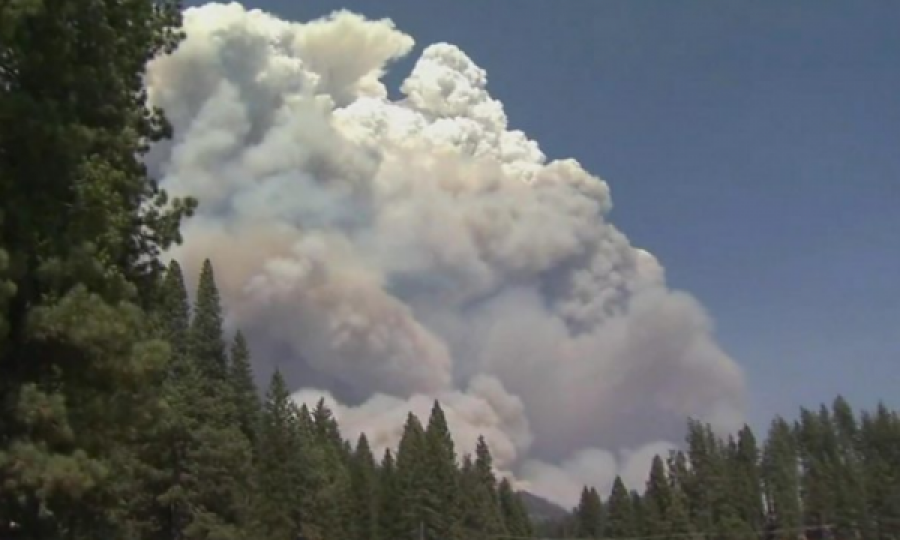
[{"xmin": 185, "ymin": 0, "xmax": 900, "ymax": 430}]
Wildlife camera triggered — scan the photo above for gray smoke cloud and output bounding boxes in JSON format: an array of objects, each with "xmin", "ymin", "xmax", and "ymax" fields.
[{"xmin": 147, "ymin": 2, "xmax": 746, "ymax": 507}]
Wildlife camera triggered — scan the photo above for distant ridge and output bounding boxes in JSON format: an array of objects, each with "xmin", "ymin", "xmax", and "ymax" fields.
[{"xmin": 516, "ymin": 491, "xmax": 569, "ymax": 522}]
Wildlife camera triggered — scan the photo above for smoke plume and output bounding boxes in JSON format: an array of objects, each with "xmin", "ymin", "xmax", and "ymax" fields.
[{"xmin": 147, "ymin": 2, "xmax": 746, "ymax": 507}]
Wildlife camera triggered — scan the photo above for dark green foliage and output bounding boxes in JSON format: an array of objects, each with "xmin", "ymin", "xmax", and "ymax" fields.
[
  {"xmin": 190, "ymin": 259, "xmax": 227, "ymax": 381},
  {"xmin": 396, "ymin": 412, "xmax": 430, "ymax": 537},
  {"xmin": 378, "ymin": 449, "xmax": 406, "ymax": 540},
  {"xmin": 643, "ymin": 455, "xmax": 672, "ymax": 534},
  {"xmin": 253, "ymin": 370, "xmax": 304, "ymax": 540},
  {"xmin": 829, "ymin": 396, "xmax": 869, "ymax": 539},
  {"xmin": 160, "ymin": 260, "xmax": 191, "ymax": 362},
  {"xmin": 540, "ymin": 402, "xmax": 900, "ymax": 540},
  {"xmin": 350, "ymin": 434, "xmax": 380, "ymax": 540},
  {"xmin": 460, "ymin": 455, "xmax": 491, "ymax": 540},
  {"xmin": 0, "ymin": 0, "xmax": 192, "ymax": 536},
  {"xmin": 605, "ymin": 476, "xmax": 635, "ymax": 538},
  {"xmin": 424, "ymin": 400, "xmax": 462, "ymax": 540},
  {"xmin": 459, "ymin": 438, "xmax": 507, "ymax": 540},
  {"xmin": 731, "ymin": 425, "xmax": 765, "ymax": 533},
  {"xmin": 312, "ymin": 397, "xmax": 344, "ymax": 452},
  {"xmin": 763, "ymin": 416, "xmax": 802, "ymax": 540},
  {"xmin": 499, "ymin": 477, "xmax": 534, "ymax": 538},
  {"xmin": 230, "ymin": 330, "xmax": 260, "ymax": 444},
  {"xmin": 302, "ymin": 399, "xmax": 352, "ymax": 540},
  {"xmin": 665, "ymin": 484, "xmax": 695, "ymax": 540},
  {"xmin": 574, "ymin": 486, "xmax": 604, "ymax": 537}
]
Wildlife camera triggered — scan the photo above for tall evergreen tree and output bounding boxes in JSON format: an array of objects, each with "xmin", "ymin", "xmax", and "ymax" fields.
[
  {"xmin": 350, "ymin": 434, "xmax": 380, "ymax": 540},
  {"xmin": 631, "ymin": 490, "xmax": 648, "ymax": 537},
  {"xmin": 498, "ymin": 477, "xmax": 533, "ymax": 538},
  {"xmin": 666, "ymin": 483, "xmax": 696, "ymax": 540},
  {"xmin": 144, "ymin": 261, "xmax": 200, "ymax": 540},
  {"xmin": 475, "ymin": 435, "xmax": 498, "ymax": 492},
  {"xmin": 190, "ymin": 259, "xmax": 227, "ymax": 382},
  {"xmin": 644, "ymin": 455, "xmax": 672, "ymax": 536},
  {"xmin": 459, "ymin": 455, "xmax": 487, "ymax": 540},
  {"xmin": 473, "ymin": 436, "xmax": 507, "ymax": 536},
  {"xmin": 685, "ymin": 419, "xmax": 723, "ymax": 534},
  {"xmin": 396, "ymin": 412, "xmax": 430, "ymax": 539},
  {"xmin": 290, "ymin": 398, "xmax": 351, "ymax": 540},
  {"xmin": 230, "ymin": 330, "xmax": 260, "ymax": 445},
  {"xmin": 730, "ymin": 425, "xmax": 765, "ymax": 533},
  {"xmin": 169, "ymin": 262, "xmax": 253, "ymax": 539},
  {"xmin": 0, "ymin": 0, "xmax": 192, "ymax": 536},
  {"xmin": 160, "ymin": 260, "xmax": 191, "ymax": 363},
  {"xmin": 254, "ymin": 370, "xmax": 303, "ymax": 540},
  {"xmin": 796, "ymin": 407, "xmax": 837, "ymax": 534},
  {"xmin": 605, "ymin": 476, "xmax": 636, "ymax": 539},
  {"xmin": 424, "ymin": 400, "xmax": 462, "ymax": 540},
  {"xmin": 860, "ymin": 404, "xmax": 900, "ymax": 540},
  {"xmin": 830, "ymin": 397, "xmax": 869, "ymax": 539},
  {"xmin": 379, "ymin": 449, "xmax": 406, "ymax": 540},
  {"xmin": 574, "ymin": 486, "xmax": 604, "ymax": 538},
  {"xmin": 312, "ymin": 397, "xmax": 344, "ymax": 452},
  {"xmin": 762, "ymin": 416, "xmax": 802, "ymax": 540},
  {"xmin": 667, "ymin": 449, "xmax": 691, "ymax": 493}
]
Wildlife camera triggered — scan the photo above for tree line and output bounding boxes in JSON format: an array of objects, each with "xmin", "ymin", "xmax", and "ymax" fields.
[
  {"xmin": 552, "ymin": 398, "xmax": 900, "ymax": 540},
  {"xmin": 2, "ymin": 2, "xmax": 899, "ymax": 540}
]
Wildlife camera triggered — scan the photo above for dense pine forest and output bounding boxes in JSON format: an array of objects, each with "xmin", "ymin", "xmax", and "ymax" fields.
[
  {"xmin": 2, "ymin": 2, "xmax": 899, "ymax": 540},
  {"xmin": 549, "ymin": 400, "xmax": 900, "ymax": 540}
]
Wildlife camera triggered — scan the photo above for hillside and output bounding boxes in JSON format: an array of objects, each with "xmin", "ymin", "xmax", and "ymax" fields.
[{"xmin": 517, "ymin": 491, "xmax": 570, "ymax": 522}]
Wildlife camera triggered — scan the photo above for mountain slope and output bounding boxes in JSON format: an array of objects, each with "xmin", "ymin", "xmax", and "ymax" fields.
[{"xmin": 517, "ymin": 491, "xmax": 570, "ymax": 522}]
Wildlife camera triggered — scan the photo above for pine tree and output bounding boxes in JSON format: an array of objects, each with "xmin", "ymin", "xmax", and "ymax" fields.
[
  {"xmin": 254, "ymin": 370, "xmax": 303, "ymax": 540},
  {"xmin": 606, "ymin": 476, "xmax": 636, "ymax": 539},
  {"xmin": 167, "ymin": 262, "xmax": 253, "ymax": 539},
  {"xmin": 424, "ymin": 400, "xmax": 462, "ymax": 540},
  {"xmin": 459, "ymin": 454, "xmax": 503, "ymax": 540},
  {"xmin": 574, "ymin": 486, "xmax": 604, "ymax": 537},
  {"xmin": 304, "ymin": 399, "xmax": 352, "ymax": 540},
  {"xmin": 379, "ymin": 449, "xmax": 406, "ymax": 540},
  {"xmin": 190, "ymin": 259, "xmax": 228, "ymax": 382},
  {"xmin": 312, "ymin": 397, "xmax": 344, "ymax": 452},
  {"xmin": 667, "ymin": 449, "xmax": 691, "ymax": 493},
  {"xmin": 631, "ymin": 490, "xmax": 647, "ymax": 537},
  {"xmin": 396, "ymin": 412, "xmax": 429, "ymax": 539},
  {"xmin": 160, "ymin": 260, "xmax": 192, "ymax": 363},
  {"xmin": 762, "ymin": 416, "xmax": 802, "ymax": 540},
  {"xmin": 860, "ymin": 404, "xmax": 900, "ymax": 540},
  {"xmin": 144, "ymin": 261, "xmax": 200, "ymax": 540},
  {"xmin": 685, "ymin": 420, "xmax": 719, "ymax": 534},
  {"xmin": 830, "ymin": 397, "xmax": 869, "ymax": 539},
  {"xmin": 472, "ymin": 436, "xmax": 507, "ymax": 537},
  {"xmin": 796, "ymin": 407, "xmax": 837, "ymax": 534},
  {"xmin": 666, "ymin": 484, "xmax": 696, "ymax": 540},
  {"xmin": 0, "ymin": 1, "xmax": 192, "ymax": 535},
  {"xmin": 475, "ymin": 435, "xmax": 497, "ymax": 491},
  {"xmin": 350, "ymin": 434, "xmax": 380, "ymax": 540},
  {"xmin": 498, "ymin": 477, "xmax": 533, "ymax": 538},
  {"xmin": 730, "ymin": 425, "xmax": 765, "ymax": 533},
  {"xmin": 182, "ymin": 392, "xmax": 254, "ymax": 540},
  {"xmin": 644, "ymin": 455, "xmax": 672, "ymax": 536},
  {"xmin": 230, "ymin": 331, "xmax": 260, "ymax": 445}
]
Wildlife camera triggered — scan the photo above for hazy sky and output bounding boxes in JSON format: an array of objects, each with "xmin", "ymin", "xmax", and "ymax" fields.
[{"xmin": 181, "ymin": 0, "xmax": 900, "ymax": 430}]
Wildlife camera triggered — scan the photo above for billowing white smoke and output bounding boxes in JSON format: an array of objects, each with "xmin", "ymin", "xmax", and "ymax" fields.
[{"xmin": 147, "ymin": 2, "xmax": 746, "ymax": 507}]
